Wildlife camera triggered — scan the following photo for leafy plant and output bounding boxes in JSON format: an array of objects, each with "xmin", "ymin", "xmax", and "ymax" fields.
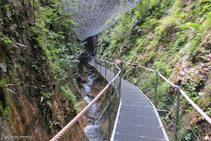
[
  {"xmin": 0, "ymin": 32, "xmax": 15, "ymax": 47},
  {"xmin": 49, "ymin": 120, "xmax": 60, "ymax": 130},
  {"xmin": 61, "ymin": 85, "xmax": 77, "ymax": 105}
]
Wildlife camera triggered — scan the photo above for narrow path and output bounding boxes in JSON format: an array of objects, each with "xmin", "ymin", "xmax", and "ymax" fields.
[{"xmin": 89, "ymin": 59, "xmax": 169, "ymax": 141}]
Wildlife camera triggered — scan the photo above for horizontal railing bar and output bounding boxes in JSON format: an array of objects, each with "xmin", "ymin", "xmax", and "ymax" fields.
[
  {"xmin": 157, "ymin": 71, "xmax": 176, "ymax": 88},
  {"xmin": 95, "ymin": 91, "xmax": 117, "ymax": 125},
  {"xmin": 179, "ymin": 89, "xmax": 211, "ymax": 124},
  {"xmin": 50, "ymin": 84, "xmax": 110, "ymax": 141},
  {"xmin": 97, "ymin": 56, "xmax": 211, "ymax": 125},
  {"xmin": 50, "ymin": 58, "xmax": 121, "ymax": 141},
  {"xmin": 95, "ymin": 103, "xmax": 109, "ymax": 125},
  {"xmin": 157, "ymin": 109, "xmax": 169, "ymax": 112}
]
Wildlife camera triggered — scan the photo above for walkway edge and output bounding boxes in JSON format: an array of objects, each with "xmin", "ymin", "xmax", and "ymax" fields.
[
  {"xmin": 90, "ymin": 59, "xmax": 169, "ymax": 141},
  {"xmin": 110, "ymin": 102, "xmax": 122, "ymax": 141},
  {"xmin": 130, "ymin": 82, "xmax": 169, "ymax": 141}
]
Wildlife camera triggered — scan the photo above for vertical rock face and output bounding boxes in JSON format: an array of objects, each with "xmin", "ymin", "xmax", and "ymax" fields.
[
  {"xmin": 0, "ymin": 0, "xmax": 86, "ymax": 140},
  {"xmin": 85, "ymin": 36, "xmax": 98, "ymax": 56}
]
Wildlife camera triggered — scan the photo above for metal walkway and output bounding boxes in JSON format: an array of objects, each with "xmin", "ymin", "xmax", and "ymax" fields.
[
  {"xmin": 90, "ymin": 61, "xmax": 169, "ymax": 141},
  {"xmin": 51, "ymin": 58, "xmax": 210, "ymax": 141}
]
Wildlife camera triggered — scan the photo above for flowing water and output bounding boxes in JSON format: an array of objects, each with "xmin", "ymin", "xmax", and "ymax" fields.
[{"xmin": 80, "ymin": 68, "xmax": 104, "ymax": 141}]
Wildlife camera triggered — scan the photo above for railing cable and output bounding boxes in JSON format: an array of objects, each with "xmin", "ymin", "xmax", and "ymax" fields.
[
  {"xmin": 50, "ymin": 58, "xmax": 121, "ymax": 141},
  {"xmin": 97, "ymin": 56, "xmax": 211, "ymax": 124}
]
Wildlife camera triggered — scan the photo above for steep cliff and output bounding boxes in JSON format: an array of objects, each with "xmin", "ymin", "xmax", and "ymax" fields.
[{"xmin": 0, "ymin": 0, "xmax": 86, "ymax": 140}]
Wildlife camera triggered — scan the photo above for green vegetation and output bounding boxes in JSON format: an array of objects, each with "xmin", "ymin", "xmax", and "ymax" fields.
[
  {"xmin": 98, "ymin": 0, "xmax": 211, "ymax": 140},
  {"xmin": 61, "ymin": 84, "xmax": 77, "ymax": 105},
  {"xmin": 0, "ymin": 32, "xmax": 14, "ymax": 47},
  {"xmin": 0, "ymin": 89, "xmax": 10, "ymax": 117},
  {"xmin": 0, "ymin": 0, "xmax": 85, "ymax": 138},
  {"xmin": 30, "ymin": 0, "xmax": 85, "ymax": 86},
  {"xmin": 27, "ymin": 0, "xmax": 85, "ymax": 131},
  {"xmin": 0, "ymin": 0, "xmax": 210, "ymax": 140}
]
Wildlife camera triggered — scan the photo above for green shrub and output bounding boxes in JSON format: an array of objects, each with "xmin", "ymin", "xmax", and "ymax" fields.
[
  {"xmin": 61, "ymin": 85, "xmax": 77, "ymax": 105},
  {"xmin": 173, "ymin": 31, "xmax": 188, "ymax": 51}
]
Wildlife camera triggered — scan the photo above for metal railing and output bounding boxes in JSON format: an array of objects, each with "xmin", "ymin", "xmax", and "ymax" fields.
[
  {"xmin": 97, "ymin": 56, "xmax": 211, "ymax": 140},
  {"xmin": 50, "ymin": 57, "xmax": 121, "ymax": 141},
  {"xmin": 94, "ymin": 57, "xmax": 122, "ymax": 139}
]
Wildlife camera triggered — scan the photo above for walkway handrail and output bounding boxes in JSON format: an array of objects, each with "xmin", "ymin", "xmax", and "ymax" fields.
[
  {"xmin": 179, "ymin": 89, "xmax": 211, "ymax": 124},
  {"xmin": 97, "ymin": 56, "xmax": 211, "ymax": 125},
  {"xmin": 50, "ymin": 58, "xmax": 121, "ymax": 141}
]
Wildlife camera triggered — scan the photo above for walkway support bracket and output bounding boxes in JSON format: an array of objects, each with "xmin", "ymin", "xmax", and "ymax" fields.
[
  {"xmin": 113, "ymin": 66, "xmax": 117, "ymax": 89},
  {"xmin": 154, "ymin": 70, "xmax": 158, "ymax": 107},
  {"xmin": 118, "ymin": 71, "xmax": 122, "ymax": 99},
  {"xmin": 118, "ymin": 62, "xmax": 122, "ymax": 99},
  {"xmin": 108, "ymin": 84, "xmax": 112, "ymax": 137}
]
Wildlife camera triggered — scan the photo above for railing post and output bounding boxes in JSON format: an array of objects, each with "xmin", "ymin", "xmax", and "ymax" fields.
[
  {"xmin": 108, "ymin": 83, "xmax": 112, "ymax": 137},
  {"xmin": 118, "ymin": 69, "xmax": 122, "ymax": 100},
  {"xmin": 174, "ymin": 86, "xmax": 181, "ymax": 141},
  {"xmin": 154, "ymin": 70, "xmax": 158, "ymax": 107},
  {"xmin": 113, "ymin": 66, "xmax": 116, "ymax": 88},
  {"xmin": 100, "ymin": 60, "xmax": 102, "ymax": 73},
  {"xmin": 95, "ymin": 58, "xmax": 97, "ymax": 67},
  {"xmin": 117, "ymin": 62, "xmax": 122, "ymax": 99},
  {"xmin": 105, "ymin": 64, "xmax": 107, "ymax": 78}
]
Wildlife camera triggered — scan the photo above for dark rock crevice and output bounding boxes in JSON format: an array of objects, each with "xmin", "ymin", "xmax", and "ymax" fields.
[{"xmin": 85, "ymin": 35, "xmax": 98, "ymax": 56}]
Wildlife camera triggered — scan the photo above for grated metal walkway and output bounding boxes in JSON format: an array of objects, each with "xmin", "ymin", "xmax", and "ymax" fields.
[{"xmin": 90, "ymin": 60, "xmax": 169, "ymax": 141}]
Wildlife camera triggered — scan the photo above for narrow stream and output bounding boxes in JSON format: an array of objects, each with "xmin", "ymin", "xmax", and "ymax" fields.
[{"xmin": 80, "ymin": 68, "xmax": 104, "ymax": 141}]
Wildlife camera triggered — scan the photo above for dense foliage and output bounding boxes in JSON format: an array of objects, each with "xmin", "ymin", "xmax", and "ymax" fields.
[
  {"xmin": 98, "ymin": 0, "xmax": 211, "ymax": 140},
  {"xmin": 0, "ymin": 0, "xmax": 85, "ymax": 139}
]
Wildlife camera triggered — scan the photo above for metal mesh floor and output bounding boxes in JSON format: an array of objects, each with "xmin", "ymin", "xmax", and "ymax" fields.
[{"xmin": 90, "ymin": 60, "xmax": 168, "ymax": 141}]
